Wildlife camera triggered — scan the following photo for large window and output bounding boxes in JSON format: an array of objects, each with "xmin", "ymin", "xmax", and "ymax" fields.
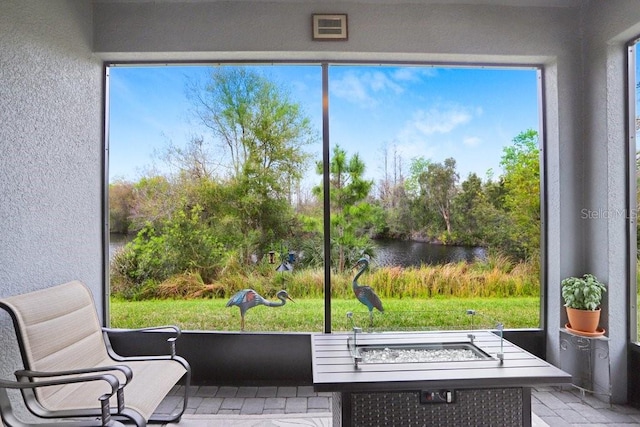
[{"xmin": 107, "ymin": 63, "xmax": 542, "ymax": 333}]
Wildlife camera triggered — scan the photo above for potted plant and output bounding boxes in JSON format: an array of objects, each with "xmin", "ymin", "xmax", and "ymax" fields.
[{"xmin": 561, "ymin": 273, "xmax": 606, "ymax": 335}]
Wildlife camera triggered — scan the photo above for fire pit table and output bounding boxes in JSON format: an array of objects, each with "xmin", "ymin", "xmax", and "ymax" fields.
[{"xmin": 311, "ymin": 330, "xmax": 571, "ymax": 427}]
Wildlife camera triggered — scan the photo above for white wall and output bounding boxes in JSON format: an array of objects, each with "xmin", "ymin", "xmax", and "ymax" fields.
[
  {"xmin": 0, "ymin": 0, "xmax": 104, "ymax": 387},
  {"xmin": 580, "ymin": 0, "xmax": 640, "ymax": 404},
  {"xmin": 94, "ymin": 1, "xmax": 579, "ymax": 63}
]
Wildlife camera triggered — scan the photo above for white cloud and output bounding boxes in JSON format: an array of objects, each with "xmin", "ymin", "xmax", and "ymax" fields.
[
  {"xmin": 390, "ymin": 104, "xmax": 481, "ymax": 164},
  {"xmin": 331, "ymin": 72, "xmax": 375, "ymax": 105},
  {"xmin": 410, "ymin": 106, "xmax": 474, "ymax": 136},
  {"xmin": 369, "ymin": 71, "xmax": 403, "ymax": 94},
  {"xmin": 330, "ymin": 70, "xmax": 404, "ymax": 107}
]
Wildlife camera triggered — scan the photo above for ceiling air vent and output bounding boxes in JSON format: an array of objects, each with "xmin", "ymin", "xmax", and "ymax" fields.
[{"xmin": 312, "ymin": 14, "xmax": 348, "ymax": 40}]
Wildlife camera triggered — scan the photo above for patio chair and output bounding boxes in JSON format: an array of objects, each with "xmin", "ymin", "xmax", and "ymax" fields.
[{"xmin": 0, "ymin": 281, "xmax": 191, "ymax": 426}]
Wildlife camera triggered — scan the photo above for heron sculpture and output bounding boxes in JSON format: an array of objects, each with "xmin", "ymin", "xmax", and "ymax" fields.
[
  {"xmin": 226, "ymin": 289, "xmax": 294, "ymax": 331},
  {"xmin": 352, "ymin": 257, "xmax": 384, "ymax": 326}
]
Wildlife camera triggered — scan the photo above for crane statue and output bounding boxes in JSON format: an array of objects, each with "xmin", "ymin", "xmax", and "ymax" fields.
[
  {"xmin": 352, "ymin": 257, "xmax": 384, "ymax": 326},
  {"xmin": 226, "ymin": 289, "xmax": 294, "ymax": 331}
]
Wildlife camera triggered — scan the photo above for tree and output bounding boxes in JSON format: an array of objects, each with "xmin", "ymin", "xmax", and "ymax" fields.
[
  {"xmin": 405, "ymin": 156, "xmax": 431, "ymax": 198},
  {"xmin": 110, "ymin": 204, "xmax": 225, "ymax": 298},
  {"xmin": 376, "ymin": 143, "xmax": 411, "ymax": 238},
  {"xmin": 500, "ymin": 129, "xmax": 540, "ymax": 260},
  {"xmin": 382, "ymin": 183, "xmax": 412, "ymax": 238},
  {"xmin": 418, "ymin": 158, "xmax": 459, "ymax": 235},
  {"xmin": 185, "ymin": 67, "xmax": 317, "ymax": 261},
  {"xmin": 452, "ymin": 173, "xmax": 485, "ymax": 244},
  {"xmin": 186, "ymin": 67, "xmax": 315, "ymax": 184},
  {"xmin": 312, "ymin": 145, "xmax": 375, "ymax": 271},
  {"xmin": 161, "ymin": 135, "xmax": 215, "ymax": 180},
  {"xmin": 129, "ymin": 175, "xmax": 178, "ymax": 232},
  {"xmin": 109, "ymin": 181, "xmax": 135, "ymax": 234},
  {"xmin": 406, "ymin": 157, "xmax": 438, "ymax": 237}
]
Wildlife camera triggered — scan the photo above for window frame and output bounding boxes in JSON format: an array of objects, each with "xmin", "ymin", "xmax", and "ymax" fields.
[{"xmin": 103, "ymin": 60, "xmax": 547, "ymax": 334}]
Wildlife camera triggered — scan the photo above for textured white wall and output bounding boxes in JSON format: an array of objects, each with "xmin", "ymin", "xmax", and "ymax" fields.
[
  {"xmin": 94, "ymin": 1, "xmax": 578, "ymax": 63},
  {"xmin": 581, "ymin": 0, "xmax": 640, "ymax": 404},
  {"xmin": 0, "ymin": 0, "xmax": 104, "ymax": 386}
]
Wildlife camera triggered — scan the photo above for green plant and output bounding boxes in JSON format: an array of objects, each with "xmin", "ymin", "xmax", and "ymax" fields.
[{"xmin": 561, "ymin": 274, "xmax": 606, "ymax": 311}]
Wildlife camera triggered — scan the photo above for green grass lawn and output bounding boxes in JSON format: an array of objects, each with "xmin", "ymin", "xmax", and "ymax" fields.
[{"xmin": 110, "ymin": 296, "xmax": 540, "ymax": 332}]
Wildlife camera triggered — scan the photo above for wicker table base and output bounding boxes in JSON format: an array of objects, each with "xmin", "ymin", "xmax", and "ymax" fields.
[{"xmin": 333, "ymin": 387, "xmax": 531, "ymax": 427}]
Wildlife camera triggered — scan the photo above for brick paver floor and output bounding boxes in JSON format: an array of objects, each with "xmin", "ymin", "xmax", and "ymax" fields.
[{"xmin": 159, "ymin": 385, "xmax": 640, "ymax": 426}]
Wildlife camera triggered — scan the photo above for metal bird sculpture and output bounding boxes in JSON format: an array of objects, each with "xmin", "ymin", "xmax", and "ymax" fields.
[
  {"xmin": 352, "ymin": 257, "xmax": 384, "ymax": 326},
  {"xmin": 226, "ymin": 289, "xmax": 294, "ymax": 331}
]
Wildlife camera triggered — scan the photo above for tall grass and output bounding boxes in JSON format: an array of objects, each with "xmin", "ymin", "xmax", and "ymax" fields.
[{"xmin": 118, "ymin": 252, "xmax": 539, "ymax": 301}]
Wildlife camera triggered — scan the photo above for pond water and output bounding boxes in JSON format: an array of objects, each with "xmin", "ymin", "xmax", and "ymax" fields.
[
  {"xmin": 109, "ymin": 234, "xmax": 485, "ymax": 267},
  {"xmin": 373, "ymin": 239, "xmax": 485, "ymax": 267},
  {"xmin": 109, "ymin": 233, "xmax": 132, "ymax": 259}
]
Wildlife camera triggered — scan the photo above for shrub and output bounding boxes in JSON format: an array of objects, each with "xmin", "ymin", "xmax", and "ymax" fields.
[{"xmin": 110, "ymin": 205, "xmax": 224, "ymax": 299}]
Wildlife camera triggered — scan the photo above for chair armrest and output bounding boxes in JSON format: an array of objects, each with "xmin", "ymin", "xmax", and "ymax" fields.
[
  {"xmin": 103, "ymin": 324, "xmax": 181, "ymax": 336},
  {"xmin": 4, "ymin": 372, "xmax": 119, "ymax": 394},
  {"xmin": 15, "ymin": 366, "xmax": 132, "ymax": 413},
  {"xmin": 15, "ymin": 365, "xmax": 133, "ymax": 385},
  {"xmin": 2, "ymin": 372, "xmax": 121, "ymax": 426},
  {"xmin": 103, "ymin": 325, "xmax": 182, "ymax": 358}
]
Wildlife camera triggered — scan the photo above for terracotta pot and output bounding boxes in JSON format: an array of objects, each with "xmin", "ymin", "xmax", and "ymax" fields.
[{"xmin": 566, "ymin": 307, "xmax": 601, "ymax": 333}]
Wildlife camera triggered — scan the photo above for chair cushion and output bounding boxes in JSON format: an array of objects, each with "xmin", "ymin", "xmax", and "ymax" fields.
[{"xmin": 39, "ymin": 358, "xmax": 187, "ymax": 419}]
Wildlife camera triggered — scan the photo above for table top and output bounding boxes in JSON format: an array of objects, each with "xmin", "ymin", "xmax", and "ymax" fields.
[{"xmin": 311, "ymin": 330, "xmax": 572, "ymax": 392}]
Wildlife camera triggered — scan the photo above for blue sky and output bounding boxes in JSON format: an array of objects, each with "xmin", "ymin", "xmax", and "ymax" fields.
[{"xmin": 108, "ymin": 64, "xmax": 540, "ymax": 188}]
